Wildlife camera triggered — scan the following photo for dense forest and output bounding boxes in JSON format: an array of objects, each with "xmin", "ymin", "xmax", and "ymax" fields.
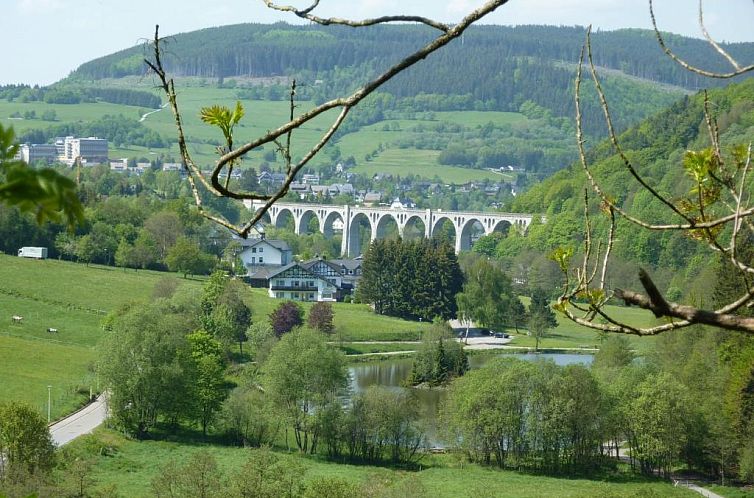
[
  {"xmin": 66, "ymin": 24, "xmax": 754, "ymax": 136},
  {"xmin": 72, "ymin": 24, "xmax": 754, "ymax": 90},
  {"xmin": 489, "ymin": 77, "xmax": 754, "ymax": 303}
]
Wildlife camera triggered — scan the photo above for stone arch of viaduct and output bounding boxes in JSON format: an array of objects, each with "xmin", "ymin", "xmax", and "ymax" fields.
[{"xmin": 245, "ymin": 200, "xmax": 540, "ymax": 257}]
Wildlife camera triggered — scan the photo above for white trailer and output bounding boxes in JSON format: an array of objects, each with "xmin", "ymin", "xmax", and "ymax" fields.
[{"xmin": 18, "ymin": 247, "xmax": 48, "ymax": 259}]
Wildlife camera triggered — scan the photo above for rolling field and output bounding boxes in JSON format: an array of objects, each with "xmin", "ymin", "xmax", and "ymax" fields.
[
  {"xmin": 71, "ymin": 428, "xmax": 696, "ymax": 498},
  {"xmin": 0, "ymin": 256, "xmax": 206, "ymax": 418},
  {"xmin": 1, "ymin": 83, "xmax": 525, "ymax": 184},
  {"xmin": 353, "ymin": 149, "xmax": 505, "ymax": 183},
  {"xmin": 0, "ymin": 255, "xmax": 427, "ymax": 418}
]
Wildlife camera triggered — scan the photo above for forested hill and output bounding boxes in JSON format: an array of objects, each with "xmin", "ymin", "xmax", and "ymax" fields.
[
  {"xmin": 67, "ymin": 24, "xmax": 754, "ymax": 133},
  {"xmin": 72, "ymin": 24, "xmax": 753, "ymax": 91},
  {"xmin": 506, "ymin": 77, "xmax": 754, "ymax": 295}
]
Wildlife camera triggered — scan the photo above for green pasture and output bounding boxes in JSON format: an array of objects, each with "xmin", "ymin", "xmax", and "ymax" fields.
[
  {"xmin": 244, "ymin": 287, "xmax": 429, "ymax": 341},
  {"xmin": 0, "ymin": 335, "xmax": 95, "ymax": 420},
  {"xmin": 706, "ymin": 484, "xmax": 754, "ymax": 498},
  {"xmin": 0, "ymin": 255, "xmax": 202, "ymax": 311},
  {"xmin": 0, "ymin": 293, "xmax": 102, "ymax": 347},
  {"xmin": 0, "ymin": 255, "xmax": 204, "ymax": 418},
  {"xmin": 0, "ymin": 101, "xmax": 146, "ymax": 134},
  {"xmin": 336, "ymin": 342, "xmax": 419, "ymax": 355},
  {"xmin": 70, "ymin": 428, "xmax": 695, "ymax": 498},
  {"xmin": 2, "ymin": 84, "xmax": 523, "ymax": 183},
  {"xmin": 505, "ymin": 301, "xmax": 662, "ymax": 355},
  {"xmin": 352, "ymin": 149, "xmax": 507, "ymax": 183}
]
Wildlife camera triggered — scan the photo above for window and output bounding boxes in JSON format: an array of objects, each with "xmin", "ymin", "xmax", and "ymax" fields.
[
  {"xmin": 259, "ymin": 257, "xmax": 264, "ymax": 264},
  {"xmin": 309, "ymin": 293, "xmax": 315, "ymax": 300},
  {"xmin": 275, "ymin": 279, "xmax": 284, "ymax": 286},
  {"xmin": 259, "ymin": 247, "xmax": 264, "ymax": 253},
  {"xmin": 294, "ymin": 281, "xmax": 299, "ymax": 287},
  {"xmin": 308, "ymin": 281, "xmax": 315, "ymax": 287},
  {"xmin": 252, "ymin": 248, "xmax": 257, "ymax": 253},
  {"xmin": 276, "ymin": 292, "xmax": 283, "ymax": 298}
]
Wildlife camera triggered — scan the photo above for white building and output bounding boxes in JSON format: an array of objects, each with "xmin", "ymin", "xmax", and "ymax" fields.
[
  {"xmin": 267, "ymin": 263, "xmax": 337, "ymax": 301},
  {"xmin": 110, "ymin": 159, "xmax": 128, "ymax": 172},
  {"xmin": 238, "ymin": 238, "xmax": 292, "ymax": 271},
  {"xmin": 63, "ymin": 137, "xmax": 108, "ymax": 164}
]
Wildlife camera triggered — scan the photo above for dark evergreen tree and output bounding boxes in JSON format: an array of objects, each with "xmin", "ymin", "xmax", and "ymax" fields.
[
  {"xmin": 360, "ymin": 238, "xmax": 462, "ymax": 321},
  {"xmin": 529, "ymin": 287, "xmax": 557, "ymax": 328}
]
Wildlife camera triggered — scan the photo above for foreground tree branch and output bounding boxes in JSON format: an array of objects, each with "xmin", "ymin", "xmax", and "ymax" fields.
[
  {"xmin": 146, "ymin": 0, "xmax": 511, "ymax": 238},
  {"xmin": 558, "ymin": 1, "xmax": 754, "ymax": 334}
]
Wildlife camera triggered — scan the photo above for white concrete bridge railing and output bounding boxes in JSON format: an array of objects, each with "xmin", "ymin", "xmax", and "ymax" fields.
[{"xmin": 244, "ymin": 200, "xmax": 542, "ymax": 257}]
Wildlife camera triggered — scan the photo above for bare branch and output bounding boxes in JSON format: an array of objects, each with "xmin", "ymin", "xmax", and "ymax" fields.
[
  {"xmin": 616, "ymin": 287, "xmax": 754, "ymax": 333},
  {"xmin": 147, "ymin": 1, "xmax": 510, "ymax": 237},
  {"xmin": 650, "ymin": 0, "xmax": 754, "ymax": 78},
  {"xmin": 697, "ymin": 0, "xmax": 742, "ymax": 72},
  {"xmin": 261, "ymin": 0, "xmax": 451, "ymax": 32},
  {"xmin": 585, "ymin": 27, "xmax": 694, "ymax": 224},
  {"xmin": 599, "ymin": 205, "xmax": 615, "ymax": 291}
]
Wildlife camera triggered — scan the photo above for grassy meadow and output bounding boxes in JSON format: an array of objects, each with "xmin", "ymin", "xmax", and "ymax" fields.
[
  {"xmin": 504, "ymin": 307, "xmax": 662, "ymax": 355},
  {"xmin": 0, "ymin": 254, "xmax": 428, "ymax": 418},
  {"xmin": 0, "ymin": 255, "xmax": 205, "ymax": 418},
  {"xmin": 69, "ymin": 428, "xmax": 697, "ymax": 498},
  {"xmin": 0, "ymin": 251, "xmax": 665, "ymax": 421},
  {"xmin": 1, "ymin": 82, "xmax": 524, "ymax": 183}
]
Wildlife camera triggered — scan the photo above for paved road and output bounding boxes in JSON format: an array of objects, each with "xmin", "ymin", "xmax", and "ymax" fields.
[
  {"xmin": 49, "ymin": 393, "xmax": 108, "ymax": 446},
  {"xmin": 618, "ymin": 448, "xmax": 724, "ymax": 498}
]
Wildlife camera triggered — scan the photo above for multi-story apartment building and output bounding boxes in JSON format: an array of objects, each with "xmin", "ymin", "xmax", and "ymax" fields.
[
  {"xmin": 19, "ymin": 144, "xmax": 58, "ymax": 164},
  {"xmin": 57, "ymin": 136, "xmax": 108, "ymax": 164}
]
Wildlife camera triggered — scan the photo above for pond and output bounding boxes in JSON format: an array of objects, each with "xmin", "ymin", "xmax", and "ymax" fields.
[{"xmin": 347, "ymin": 352, "xmax": 594, "ymax": 447}]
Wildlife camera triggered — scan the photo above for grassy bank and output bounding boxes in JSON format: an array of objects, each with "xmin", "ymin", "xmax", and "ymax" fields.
[{"xmin": 67, "ymin": 429, "xmax": 696, "ymax": 498}]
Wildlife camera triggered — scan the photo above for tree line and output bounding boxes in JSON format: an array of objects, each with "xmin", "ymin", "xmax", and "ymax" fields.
[
  {"xmin": 0, "ymin": 84, "xmax": 161, "ymax": 109},
  {"xmin": 18, "ymin": 114, "xmax": 168, "ymax": 149}
]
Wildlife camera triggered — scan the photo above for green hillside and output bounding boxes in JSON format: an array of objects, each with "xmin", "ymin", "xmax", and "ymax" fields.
[
  {"xmin": 0, "ymin": 254, "xmax": 431, "ymax": 418},
  {"xmin": 8, "ymin": 23, "xmax": 738, "ymax": 184},
  {"xmin": 506, "ymin": 77, "xmax": 754, "ymax": 302}
]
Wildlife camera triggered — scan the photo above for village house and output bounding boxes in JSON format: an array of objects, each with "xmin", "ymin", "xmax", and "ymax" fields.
[
  {"xmin": 238, "ymin": 238, "xmax": 292, "ymax": 271},
  {"xmin": 266, "ymin": 263, "xmax": 338, "ymax": 301}
]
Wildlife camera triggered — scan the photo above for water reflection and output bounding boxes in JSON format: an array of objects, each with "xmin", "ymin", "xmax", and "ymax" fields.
[{"xmin": 347, "ymin": 353, "xmax": 594, "ymax": 447}]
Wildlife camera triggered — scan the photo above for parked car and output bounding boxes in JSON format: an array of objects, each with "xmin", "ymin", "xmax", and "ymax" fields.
[{"xmin": 494, "ymin": 332, "xmax": 504, "ymax": 338}]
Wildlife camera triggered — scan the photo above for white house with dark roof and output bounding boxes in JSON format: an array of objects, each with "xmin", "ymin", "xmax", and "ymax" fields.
[
  {"xmin": 266, "ymin": 263, "xmax": 337, "ymax": 302},
  {"xmin": 237, "ymin": 238, "xmax": 292, "ymax": 272},
  {"xmin": 301, "ymin": 257, "xmax": 362, "ymax": 299}
]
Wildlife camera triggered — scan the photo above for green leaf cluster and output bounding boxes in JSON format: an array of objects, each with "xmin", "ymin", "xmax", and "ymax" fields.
[{"xmin": 0, "ymin": 124, "xmax": 83, "ymax": 228}]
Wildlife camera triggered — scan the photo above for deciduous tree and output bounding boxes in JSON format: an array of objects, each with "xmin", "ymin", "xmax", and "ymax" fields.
[
  {"xmin": 263, "ymin": 328, "xmax": 347, "ymax": 453},
  {"xmin": 307, "ymin": 301, "xmax": 334, "ymax": 334},
  {"xmin": 0, "ymin": 402, "xmax": 55, "ymax": 480},
  {"xmin": 165, "ymin": 236, "xmax": 215, "ymax": 277},
  {"xmin": 98, "ymin": 300, "xmax": 197, "ymax": 437},
  {"xmin": 456, "ymin": 257, "xmax": 519, "ymax": 333},
  {"xmin": 269, "ymin": 300, "xmax": 303, "ymax": 337}
]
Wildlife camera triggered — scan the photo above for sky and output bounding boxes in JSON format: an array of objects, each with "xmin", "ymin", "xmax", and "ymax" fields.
[{"xmin": 1, "ymin": 0, "xmax": 753, "ymax": 86}]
